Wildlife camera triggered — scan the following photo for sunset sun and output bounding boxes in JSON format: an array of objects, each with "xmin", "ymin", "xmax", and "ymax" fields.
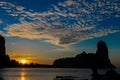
[{"xmin": 21, "ymin": 59, "xmax": 27, "ymax": 64}]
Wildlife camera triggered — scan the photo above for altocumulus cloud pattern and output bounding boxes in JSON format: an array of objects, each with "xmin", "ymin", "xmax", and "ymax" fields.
[{"xmin": 0, "ymin": 0, "xmax": 120, "ymax": 46}]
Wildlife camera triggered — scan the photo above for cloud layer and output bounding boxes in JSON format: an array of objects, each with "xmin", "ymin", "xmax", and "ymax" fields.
[{"xmin": 0, "ymin": 0, "xmax": 120, "ymax": 45}]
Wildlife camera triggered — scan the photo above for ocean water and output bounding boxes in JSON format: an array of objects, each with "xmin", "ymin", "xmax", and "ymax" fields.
[{"xmin": 0, "ymin": 68, "xmax": 119, "ymax": 80}]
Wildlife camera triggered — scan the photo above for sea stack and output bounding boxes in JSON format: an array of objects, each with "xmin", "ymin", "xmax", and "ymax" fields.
[{"xmin": 0, "ymin": 35, "xmax": 10, "ymax": 67}]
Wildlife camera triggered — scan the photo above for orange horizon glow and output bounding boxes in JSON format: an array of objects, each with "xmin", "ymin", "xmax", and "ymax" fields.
[{"xmin": 8, "ymin": 53, "xmax": 53, "ymax": 65}]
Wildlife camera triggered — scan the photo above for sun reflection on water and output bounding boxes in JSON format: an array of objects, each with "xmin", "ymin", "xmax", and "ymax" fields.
[{"xmin": 20, "ymin": 68, "xmax": 27, "ymax": 80}]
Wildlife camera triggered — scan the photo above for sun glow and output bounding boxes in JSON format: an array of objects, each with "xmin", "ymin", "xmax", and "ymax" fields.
[{"xmin": 21, "ymin": 59, "xmax": 27, "ymax": 64}]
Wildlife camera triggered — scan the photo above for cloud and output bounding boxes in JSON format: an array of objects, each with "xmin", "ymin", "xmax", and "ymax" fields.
[
  {"xmin": 4, "ymin": 22, "xmax": 54, "ymax": 39},
  {"xmin": 0, "ymin": 19, "xmax": 3, "ymax": 24},
  {"xmin": 4, "ymin": 22, "xmax": 119, "ymax": 46},
  {"xmin": 16, "ymin": 6, "xmax": 25, "ymax": 11},
  {"xmin": 59, "ymin": 0, "xmax": 75, "ymax": 7},
  {"xmin": 0, "ymin": 0, "xmax": 120, "ymax": 46}
]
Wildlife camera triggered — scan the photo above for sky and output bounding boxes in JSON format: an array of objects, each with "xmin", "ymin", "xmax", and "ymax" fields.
[{"xmin": 0, "ymin": 0, "xmax": 120, "ymax": 66}]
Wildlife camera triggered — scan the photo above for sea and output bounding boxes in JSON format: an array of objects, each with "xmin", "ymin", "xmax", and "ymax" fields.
[{"xmin": 0, "ymin": 68, "xmax": 120, "ymax": 80}]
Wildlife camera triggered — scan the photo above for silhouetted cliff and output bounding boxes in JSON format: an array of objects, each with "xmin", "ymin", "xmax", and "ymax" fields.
[
  {"xmin": 53, "ymin": 41, "xmax": 115, "ymax": 68},
  {"xmin": 0, "ymin": 35, "xmax": 11, "ymax": 67}
]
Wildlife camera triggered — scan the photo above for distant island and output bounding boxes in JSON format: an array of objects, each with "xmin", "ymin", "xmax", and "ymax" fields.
[
  {"xmin": 0, "ymin": 35, "xmax": 115, "ymax": 68},
  {"xmin": 53, "ymin": 40, "xmax": 119, "ymax": 80},
  {"xmin": 53, "ymin": 41, "xmax": 115, "ymax": 68}
]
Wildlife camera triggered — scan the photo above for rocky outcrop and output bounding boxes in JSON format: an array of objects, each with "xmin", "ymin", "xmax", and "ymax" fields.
[{"xmin": 53, "ymin": 41, "xmax": 115, "ymax": 68}]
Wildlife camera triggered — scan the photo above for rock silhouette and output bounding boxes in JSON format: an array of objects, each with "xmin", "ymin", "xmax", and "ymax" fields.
[
  {"xmin": 95, "ymin": 41, "xmax": 111, "ymax": 67},
  {"xmin": 0, "ymin": 35, "xmax": 10, "ymax": 67},
  {"xmin": 53, "ymin": 41, "xmax": 115, "ymax": 68},
  {"xmin": 91, "ymin": 41, "xmax": 112, "ymax": 76},
  {"xmin": 0, "ymin": 35, "xmax": 6, "ymax": 56},
  {"xmin": 0, "ymin": 35, "xmax": 22, "ymax": 67}
]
